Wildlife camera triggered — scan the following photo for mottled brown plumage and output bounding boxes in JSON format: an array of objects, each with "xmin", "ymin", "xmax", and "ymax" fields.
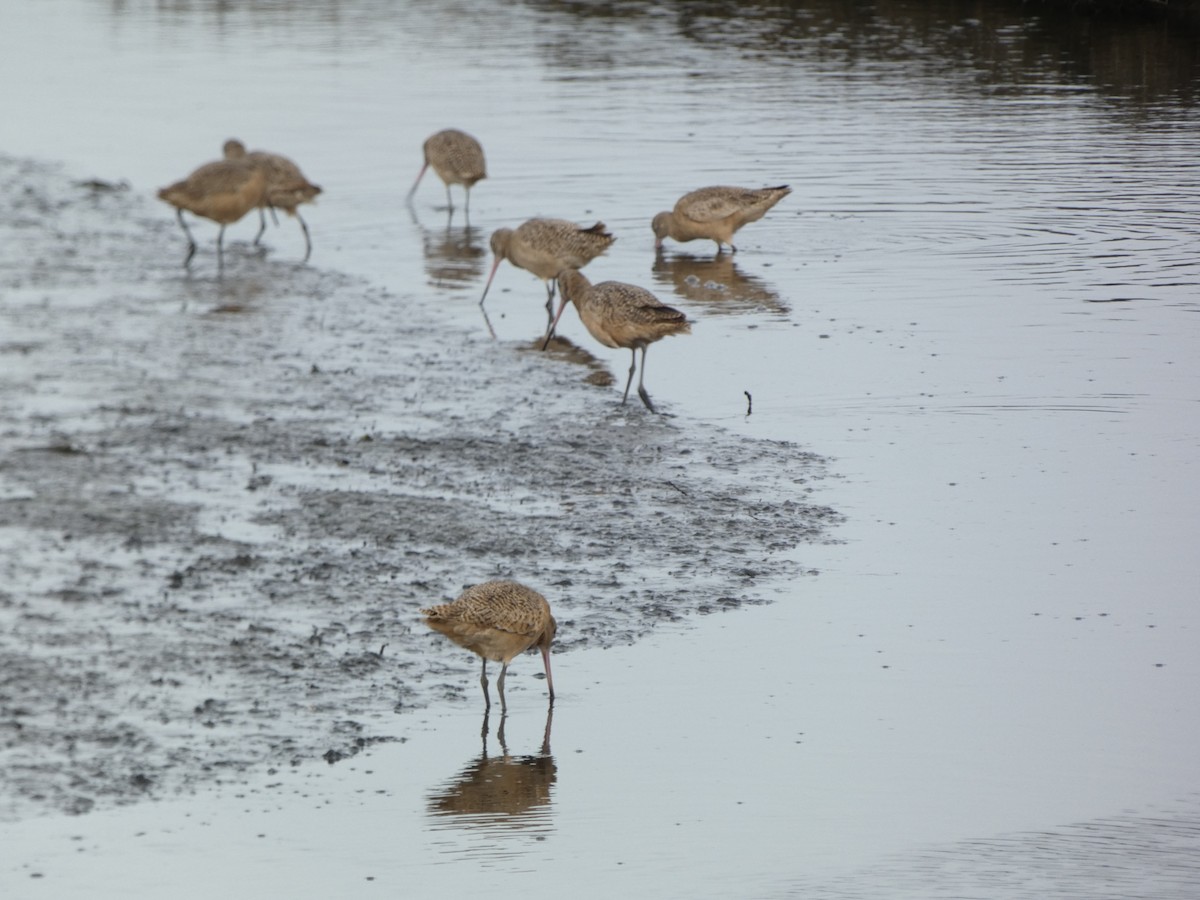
[
  {"xmin": 158, "ymin": 158, "xmax": 268, "ymax": 270},
  {"xmin": 652, "ymin": 185, "xmax": 791, "ymax": 253},
  {"xmin": 407, "ymin": 128, "xmax": 487, "ymax": 214},
  {"xmin": 479, "ymin": 218, "xmax": 615, "ymax": 324},
  {"xmin": 223, "ymin": 139, "xmax": 322, "ymax": 261},
  {"xmin": 421, "ymin": 580, "xmax": 556, "ymax": 712},
  {"xmin": 547, "ymin": 269, "xmax": 691, "ymax": 413}
]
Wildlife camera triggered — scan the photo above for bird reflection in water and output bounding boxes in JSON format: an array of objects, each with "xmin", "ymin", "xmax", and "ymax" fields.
[
  {"xmin": 651, "ymin": 251, "xmax": 788, "ymax": 317},
  {"xmin": 537, "ymin": 334, "xmax": 618, "ymax": 390},
  {"xmin": 408, "ymin": 204, "xmax": 487, "ymax": 292},
  {"xmin": 182, "ymin": 271, "xmax": 272, "ymax": 315},
  {"xmin": 426, "ymin": 706, "xmax": 557, "ymax": 845}
]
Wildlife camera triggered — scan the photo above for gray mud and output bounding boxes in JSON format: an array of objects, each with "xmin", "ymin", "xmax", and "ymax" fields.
[{"xmin": 0, "ymin": 155, "xmax": 838, "ymax": 819}]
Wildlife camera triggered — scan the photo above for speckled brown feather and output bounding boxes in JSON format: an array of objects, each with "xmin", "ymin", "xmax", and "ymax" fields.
[
  {"xmin": 480, "ymin": 218, "xmax": 616, "ymax": 321},
  {"xmin": 555, "ymin": 269, "xmax": 691, "ymax": 351},
  {"xmin": 223, "ymin": 139, "xmax": 322, "ymax": 214},
  {"xmin": 489, "ymin": 219, "xmax": 615, "ymax": 282},
  {"xmin": 549, "ymin": 269, "xmax": 690, "ymax": 412},
  {"xmin": 422, "ymin": 129, "xmax": 487, "ymax": 189},
  {"xmin": 422, "ymin": 580, "xmax": 556, "ymax": 710},
  {"xmin": 157, "ymin": 159, "xmax": 267, "ymax": 225},
  {"xmin": 652, "ymin": 184, "xmax": 790, "ymax": 251},
  {"xmin": 421, "ymin": 580, "xmax": 556, "ymax": 665}
]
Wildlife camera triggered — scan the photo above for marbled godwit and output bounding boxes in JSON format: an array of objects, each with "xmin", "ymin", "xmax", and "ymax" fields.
[
  {"xmin": 479, "ymin": 219, "xmax": 615, "ymax": 324},
  {"xmin": 407, "ymin": 128, "xmax": 487, "ymax": 215},
  {"xmin": 545, "ymin": 269, "xmax": 691, "ymax": 413},
  {"xmin": 421, "ymin": 580, "xmax": 556, "ymax": 712},
  {"xmin": 158, "ymin": 158, "xmax": 268, "ymax": 270},
  {"xmin": 652, "ymin": 185, "xmax": 791, "ymax": 253},
  {"xmin": 223, "ymin": 139, "xmax": 322, "ymax": 261}
]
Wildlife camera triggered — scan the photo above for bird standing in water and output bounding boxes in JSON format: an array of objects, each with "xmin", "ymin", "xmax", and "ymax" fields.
[
  {"xmin": 222, "ymin": 139, "xmax": 322, "ymax": 261},
  {"xmin": 422, "ymin": 580, "xmax": 556, "ymax": 713},
  {"xmin": 407, "ymin": 128, "xmax": 487, "ymax": 215},
  {"xmin": 652, "ymin": 185, "xmax": 791, "ymax": 253},
  {"xmin": 546, "ymin": 268, "xmax": 691, "ymax": 413},
  {"xmin": 158, "ymin": 158, "xmax": 268, "ymax": 271},
  {"xmin": 479, "ymin": 218, "xmax": 615, "ymax": 326}
]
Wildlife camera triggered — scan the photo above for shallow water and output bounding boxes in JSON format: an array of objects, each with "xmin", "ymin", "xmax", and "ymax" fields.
[{"xmin": 2, "ymin": 0, "xmax": 1200, "ymax": 896}]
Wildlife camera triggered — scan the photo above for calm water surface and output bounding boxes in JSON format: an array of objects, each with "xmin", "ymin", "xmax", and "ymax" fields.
[{"xmin": 2, "ymin": 1, "xmax": 1199, "ymax": 896}]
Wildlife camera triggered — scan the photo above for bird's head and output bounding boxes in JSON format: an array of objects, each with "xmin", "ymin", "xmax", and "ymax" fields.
[{"xmin": 650, "ymin": 211, "xmax": 671, "ymax": 248}]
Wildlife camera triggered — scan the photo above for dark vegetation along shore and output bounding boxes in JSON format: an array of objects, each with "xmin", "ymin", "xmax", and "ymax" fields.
[{"xmin": 0, "ymin": 156, "xmax": 840, "ymax": 819}]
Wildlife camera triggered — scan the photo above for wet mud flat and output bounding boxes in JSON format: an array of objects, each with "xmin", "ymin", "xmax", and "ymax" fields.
[{"xmin": 0, "ymin": 155, "xmax": 839, "ymax": 820}]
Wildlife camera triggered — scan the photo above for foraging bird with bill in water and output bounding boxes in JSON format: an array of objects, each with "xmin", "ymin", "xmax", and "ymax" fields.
[
  {"xmin": 652, "ymin": 185, "xmax": 791, "ymax": 254},
  {"xmin": 479, "ymin": 218, "xmax": 615, "ymax": 327},
  {"xmin": 545, "ymin": 268, "xmax": 691, "ymax": 413},
  {"xmin": 407, "ymin": 128, "xmax": 487, "ymax": 215},
  {"xmin": 421, "ymin": 580, "xmax": 556, "ymax": 713},
  {"xmin": 222, "ymin": 138, "xmax": 323, "ymax": 262}
]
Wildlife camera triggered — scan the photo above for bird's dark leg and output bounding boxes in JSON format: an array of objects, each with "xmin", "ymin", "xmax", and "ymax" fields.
[
  {"xmin": 637, "ymin": 346, "xmax": 657, "ymax": 413},
  {"xmin": 540, "ymin": 706, "xmax": 553, "ymax": 755},
  {"xmin": 216, "ymin": 224, "xmax": 226, "ymax": 274},
  {"xmin": 544, "ymin": 280, "xmax": 557, "ymax": 327},
  {"xmin": 254, "ymin": 207, "xmax": 267, "ymax": 246},
  {"xmin": 480, "ymin": 658, "xmax": 491, "ymax": 710},
  {"xmin": 176, "ymin": 208, "xmax": 197, "ymax": 269},
  {"xmin": 444, "ymin": 184, "xmax": 454, "ymax": 212},
  {"xmin": 497, "ymin": 662, "xmax": 509, "ymax": 714},
  {"xmin": 621, "ymin": 348, "xmax": 637, "ymax": 405},
  {"xmin": 295, "ymin": 211, "xmax": 313, "ymax": 263}
]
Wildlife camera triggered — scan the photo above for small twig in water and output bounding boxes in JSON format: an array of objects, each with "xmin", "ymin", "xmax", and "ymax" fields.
[{"xmin": 744, "ymin": 391, "xmax": 753, "ymax": 416}]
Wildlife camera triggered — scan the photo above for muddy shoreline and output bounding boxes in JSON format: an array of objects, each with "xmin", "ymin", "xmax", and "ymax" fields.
[{"xmin": 0, "ymin": 155, "xmax": 839, "ymax": 820}]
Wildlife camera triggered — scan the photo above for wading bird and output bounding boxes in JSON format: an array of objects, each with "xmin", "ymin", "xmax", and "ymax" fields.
[
  {"xmin": 421, "ymin": 580, "xmax": 556, "ymax": 713},
  {"xmin": 158, "ymin": 158, "xmax": 268, "ymax": 271},
  {"xmin": 406, "ymin": 128, "xmax": 487, "ymax": 215},
  {"xmin": 222, "ymin": 139, "xmax": 322, "ymax": 261},
  {"xmin": 479, "ymin": 218, "xmax": 614, "ymax": 325},
  {"xmin": 546, "ymin": 269, "xmax": 690, "ymax": 413},
  {"xmin": 652, "ymin": 185, "xmax": 791, "ymax": 253}
]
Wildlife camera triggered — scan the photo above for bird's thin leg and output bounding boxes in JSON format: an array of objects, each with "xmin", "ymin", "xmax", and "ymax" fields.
[
  {"xmin": 444, "ymin": 183, "xmax": 454, "ymax": 212},
  {"xmin": 637, "ymin": 346, "xmax": 657, "ymax": 413},
  {"xmin": 176, "ymin": 208, "xmax": 197, "ymax": 269},
  {"xmin": 254, "ymin": 207, "xmax": 267, "ymax": 246},
  {"xmin": 268, "ymin": 204, "xmax": 280, "ymax": 227},
  {"xmin": 295, "ymin": 211, "xmax": 313, "ymax": 263},
  {"xmin": 621, "ymin": 348, "xmax": 637, "ymax": 405},
  {"xmin": 216, "ymin": 224, "xmax": 226, "ymax": 274},
  {"xmin": 480, "ymin": 658, "xmax": 491, "ymax": 710},
  {"xmin": 497, "ymin": 662, "xmax": 509, "ymax": 714},
  {"xmin": 544, "ymin": 279, "xmax": 557, "ymax": 326}
]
